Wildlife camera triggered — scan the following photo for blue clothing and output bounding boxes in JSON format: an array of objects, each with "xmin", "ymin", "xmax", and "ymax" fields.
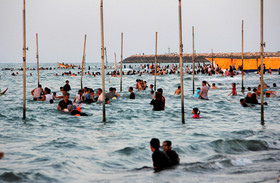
[{"xmin": 193, "ymin": 89, "xmax": 200, "ymax": 98}]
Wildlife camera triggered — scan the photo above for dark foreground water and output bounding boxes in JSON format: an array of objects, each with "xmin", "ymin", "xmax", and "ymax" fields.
[{"xmin": 0, "ymin": 63, "xmax": 280, "ymax": 183}]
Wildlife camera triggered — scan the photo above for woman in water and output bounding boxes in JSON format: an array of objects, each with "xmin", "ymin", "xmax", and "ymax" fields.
[
  {"xmin": 192, "ymin": 108, "xmax": 200, "ymax": 118},
  {"xmin": 150, "ymin": 91, "xmax": 164, "ymax": 111}
]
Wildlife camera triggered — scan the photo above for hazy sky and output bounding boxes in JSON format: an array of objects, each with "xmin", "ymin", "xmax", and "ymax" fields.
[{"xmin": 0, "ymin": 0, "xmax": 279, "ymax": 63}]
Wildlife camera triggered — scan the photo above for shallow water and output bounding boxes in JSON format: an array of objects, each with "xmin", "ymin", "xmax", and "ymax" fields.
[{"xmin": 1, "ymin": 63, "xmax": 280, "ymax": 183}]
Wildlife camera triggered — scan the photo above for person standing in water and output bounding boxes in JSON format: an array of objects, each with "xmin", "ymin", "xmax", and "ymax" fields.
[
  {"xmin": 57, "ymin": 93, "xmax": 72, "ymax": 111},
  {"xmin": 63, "ymin": 80, "xmax": 71, "ymax": 92},
  {"xmin": 31, "ymin": 84, "xmax": 43, "ymax": 100},
  {"xmin": 199, "ymin": 81, "xmax": 210, "ymax": 100},
  {"xmin": 174, "ymin": 86, "xmax": 181, "ymax": 95},
  {"xmin": 228, "ymin": 83, "xmax": 237, "ymax": 96},
  {"xmin": 128, "ymin": 87, "xmax": 135, "ymax": 99},
  {"xmin": 162, "ymin": 140, "xmax": 180, "ymax": 166},
  {"xmin": 150, "ymin": 138, "xmax": 171, "ymax": 171}
]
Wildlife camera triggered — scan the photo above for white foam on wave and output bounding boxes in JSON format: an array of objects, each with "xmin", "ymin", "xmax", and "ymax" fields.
[
  {"xmin": 230, "ymin": 157, "xmax": 253, "ymax": 166},
  {"xmin": 267, "ymin": 140, "xmax": 280, "ymax": 150}
]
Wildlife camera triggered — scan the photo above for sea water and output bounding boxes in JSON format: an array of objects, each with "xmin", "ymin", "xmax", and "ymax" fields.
[{"xmin": 0, "ymin": 63, "xmax": 280, "ymax": 183}]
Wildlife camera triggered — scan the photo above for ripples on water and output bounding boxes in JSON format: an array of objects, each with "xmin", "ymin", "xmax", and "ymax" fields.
[{"xmin": 0, "ymin": 63, "xmax": 280, "ymax": 183}]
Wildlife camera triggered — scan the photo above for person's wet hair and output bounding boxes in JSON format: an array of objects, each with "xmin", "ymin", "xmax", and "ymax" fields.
[
  {"xmin": 202, "ymin": 81, "xmax": 206, "ymax": 85},
  {"xmin": 240, "ymin": 98, "xmax": 245, "ymax": 103},
  {"xmin": 193, "ymin": 108, "xmax": 200, "ymax": 115},
  {"xmin": 150, "ymin": 138, "xmax": 160, "ymax": 150},
  {"xmin": 164, "ymin": 140, "xmax": 172, "ymax": 147},
  {"xmin": 157, "ymin": 88, "xmax": 163, "ymax": 94},
  {"xmin": 129, "ymin": 87, "xmax": 133, "ymax": 91}
]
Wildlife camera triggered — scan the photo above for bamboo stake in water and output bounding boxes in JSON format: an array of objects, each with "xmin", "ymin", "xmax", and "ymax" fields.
[
  {"xmin": 154, "ymin": 32, "xmax": 158, "ymax": 91},
  {"xmin": 22, "ymin": 0, "xmax": 27, "ymax": 121},
  {"xmin": 120, "ymin": 32, "xmax": 123, "ymax": 92},
  {"xmin": 114, "ymin": 52, "xmax": 117, "ymax": 71},
  {"xmin": 36, "ymin": 33, "xmax": 39, "ymax": 86},
  {"xmin": 192, "ymin": 26, "xmax": 195, "ymax": 95},
  {"xmin": 241, "ymin": 20, "xmax": 244, "ymax": 90},
  {"xmin": 81, "ymin": 34, "xmax": 87, "ymax": 89},
  {"xmin": 178, "ymin": 0, "xmax": 185, "ymax": 124},
  {"xmin": 100, "ymin": 0, "xmax": 106, "ymax": 122},
  {"xmin": 260, "ymin": 0, "xmax": 264, "ymax": 124}
]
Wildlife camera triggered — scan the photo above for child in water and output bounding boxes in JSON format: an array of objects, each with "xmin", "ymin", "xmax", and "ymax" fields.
[
  {"xmin": 193, "ymin": 87, "xmax": 200, "ymax": 98},
  {"xmin": 228, "ymin": 83, "xmax": 237, "ymax": 96},
  {"xmin": 192, "ymin": 108, "xmax": 200, "ymax": 118}
]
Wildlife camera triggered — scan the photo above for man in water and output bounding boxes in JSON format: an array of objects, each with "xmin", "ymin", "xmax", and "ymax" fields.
[
  {"xmin": 199, "ymin": 81, "xmax": 210, "ymax": 100},
  {"xmin": 212, "ymin": 83, "xmax": 217, "ymax": 89},
  {"xmin": 157, "ymin": 88, "xmax": 165, "ymax": 110},
  {"xmin": 128, "ymin": 87, "xmax": 135, "ymax": 99},
  {"xmin": 174, "ymin": 86, "xmax": 181, "ymax": 95},
  {"xmin": 63, "ymin": 80, "xmax": 71, "ymax": 92},
  {"xmin": 150, "ymin": 138, "xmax": 170, "ymax": 171},
  {"xmin": 31, "ymin": 84, "xmax": 43, "ymax": 100},
  {"xmin": 162, "ymin": 140, "xmax": 180, "ymax": 166},
  {"xmin": 105, "ymin": 87, "xmax": 118, "ymax": 99},
  {"xmin": 57, "ymin": 93, "xmax": 72, "ymax": 111}
]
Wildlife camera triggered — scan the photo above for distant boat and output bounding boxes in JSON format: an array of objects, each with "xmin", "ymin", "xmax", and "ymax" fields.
[
  {"xmin": 206, "ymin": 57, "xmax": 280, "ymax": 72},
  {"xmin": 57, "ymin": 62, "xmax": 78, "ymax": 68}
]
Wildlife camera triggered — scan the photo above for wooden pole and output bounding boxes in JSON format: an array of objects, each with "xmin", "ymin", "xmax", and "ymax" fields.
[
  {"xmin": 22, "ymin": 0, "xmax": 27, "ymax": 121},
  {"xmin": 260, "ymin": 0, "xmax": 264, "ymax": 124},
  {"xmin": 241, "ymin": 20, "xmax": 244, "ymax": 90},
  {"xmin": 178, "ymin": 0, "xmax": 185, "ymax": 124},
  {"xmin": 81, "ymin": 34, "xmax": 87, "ymax": 89},
  {"xmin": 154, "ymin": 32, "xmax": 158, "ymax": 91},
  {"xmin": 120, "ymin": 32, "xmax": 123, "ymax": 92},
  {"xmin": 114, "ymin": 52, "xmax": 117, "ymax": 71},
  {"xmin": 100, "ymin": 0, "xmax": 106, "ymax": 122},
  {"xmin": 36, "ymin": 33, "xmax": 39, "ymax": 86},
  {"xmin": 192, "ymin": 26, "xmax": 195, "ymax": 94},
  {"xmin": 211, "ymin": 49, "xmax": 214, "ymax": 68},
  {"xmin": 104, "ymin": 47, "xmax": 110, "ymax": 83}
]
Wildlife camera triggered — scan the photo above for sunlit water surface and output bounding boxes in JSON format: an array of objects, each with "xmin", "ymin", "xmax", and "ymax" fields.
[{"xmin": 0, "ymin": 63, "xmax": 280, "ymax": 183}]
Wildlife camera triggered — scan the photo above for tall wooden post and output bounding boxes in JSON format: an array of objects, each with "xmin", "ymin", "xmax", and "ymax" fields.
[
  {"xmin": 81, "ymin": 34, "xmax": 87, "ymax": 89},
  {"xmin": 100, "ymin": 0, "xmax": 106, "ymax": 122},
  {"xmin": 36, "ymin": 33, "xmax": 39, "ymax": 86},
  {"xmin": 114, "ymin": 52, "xmax": 117, "ymax": 71},
  {"xmin": 192, "ymin": 26, "xmax": 195, "ymax": 94},
  {"xmin": 120, "ymin": 32, "xmax": 123, "ymax": 92},
  {"xmin": 178, "ymin": 0, "xmax": 185, "ymax": 124},
  {"xmin": 260, "ymin": 0, "xmax": 264, "ymax": 124},
  {"xmin": 154, "ymin": 32, "xmax": 158, "ymax": 91},
  {"xmin": 22, "ymin": 0, "xmax": 27, "ymax": 121},
  {"xmin": 241, "ymin": 20, "xmax": 244, "ymax": 90}
]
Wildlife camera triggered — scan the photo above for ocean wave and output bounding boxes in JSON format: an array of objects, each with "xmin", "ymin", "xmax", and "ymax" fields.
[{"xmin": 208, "ymin": 139, "xmax": 269, "ymax": 154}]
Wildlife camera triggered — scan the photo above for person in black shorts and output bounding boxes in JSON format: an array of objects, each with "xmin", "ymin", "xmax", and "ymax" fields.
[{"xmin": 150, "ymin": 138, "xmax": 170, "ymax": 171}]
